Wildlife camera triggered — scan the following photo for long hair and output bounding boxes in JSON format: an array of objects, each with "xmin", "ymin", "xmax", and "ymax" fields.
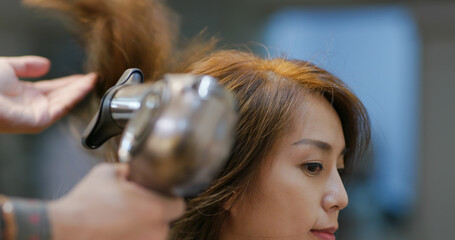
[{"xmin": 168, "ymin": 50, "xmax": 370, "ymax": 240}]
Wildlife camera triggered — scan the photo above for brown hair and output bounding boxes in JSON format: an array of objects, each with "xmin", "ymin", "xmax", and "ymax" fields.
[
  {"xmin": 24, "ymin": 0, "xmax": 206, "ymax": 97},
  {"xmin": 168, "ymin": 50, "xmax": 370, "ymax": 239}
]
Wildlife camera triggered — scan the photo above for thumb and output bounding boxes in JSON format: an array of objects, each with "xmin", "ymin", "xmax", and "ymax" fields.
[
  {"xmin": 114, "ymin": 163, "xmax": 130, "ymax": 179},
  {"xmin": 1, "ymin": 56, "xmax": 51, "ymax": 78}
]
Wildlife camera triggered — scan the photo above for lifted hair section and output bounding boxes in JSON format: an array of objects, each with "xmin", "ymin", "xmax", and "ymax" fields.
[{"xmin": 24, "ymin": 0, "xmax": 179, "ymax": 97}]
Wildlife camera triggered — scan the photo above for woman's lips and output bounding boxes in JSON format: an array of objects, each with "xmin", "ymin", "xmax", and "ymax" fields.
[{"xmin": 310, "ymin": 229, "xmax": 336, "ymax": 240}]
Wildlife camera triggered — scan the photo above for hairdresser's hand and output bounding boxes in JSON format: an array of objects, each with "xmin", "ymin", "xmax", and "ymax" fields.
[
  {"xmin": 0, "ymin": 56, "xmax": 96, "ymax": 133},
  {"xmin": 49, "ymin": 163, "xmax": 185, "ymax": 240}
]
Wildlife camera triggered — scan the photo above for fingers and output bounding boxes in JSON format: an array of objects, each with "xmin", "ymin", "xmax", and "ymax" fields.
[
  {"xmin": 0, "ymin": 59, "xmax": 22, "ymax": 95},
  {"xmin": 32, "ymin": 72, "xmax": 97, "ymax": 94},
  {"xmin": 93, "ymin": 163, "xmax": 131, "ymax": 182},
  {"xmin": 91, "ymin": 163, "xmax": 186, "ymax": 222},
  {"xmin": 0, "ymin": 56, "xmax": 51, "ymax": 78},
  {"xmin": 159, "ymin": 196, "xmax": 185, "ymax": 222},
  {"xmin": 114, "ymin": 163, "xmax": 130, "ymax": 179},
  {"xmin": 111, "ymin": 163, "xmax": 186, "ymax": 221},
  {"xmin": 44, "ymin": 73, "xmax": 97, "ymax": 123},
  {"xmin": 90, "ymin": 163, "xmax": 121, "ymax": 179}
]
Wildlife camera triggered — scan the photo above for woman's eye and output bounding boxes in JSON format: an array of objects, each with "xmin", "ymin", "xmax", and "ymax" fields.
[{"xmin": 302, "ymin": 162, "xmax": 323, "ymax": 176}]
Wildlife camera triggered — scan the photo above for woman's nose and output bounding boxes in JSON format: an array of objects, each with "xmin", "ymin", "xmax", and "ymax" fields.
[{"xmin": 322, "ymin": 168, "xmax": 349, "ymax": 212}]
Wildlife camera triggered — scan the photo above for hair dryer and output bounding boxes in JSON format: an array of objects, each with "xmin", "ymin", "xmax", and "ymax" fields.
[{"xmin": 81, "ymin": 69, "xmax": 238, "ymax": 196}]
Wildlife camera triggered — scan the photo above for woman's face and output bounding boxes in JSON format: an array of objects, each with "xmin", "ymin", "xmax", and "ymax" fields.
[{"xmin": 220, "ymin": 95, "xmax": 348, "ymax": 240}]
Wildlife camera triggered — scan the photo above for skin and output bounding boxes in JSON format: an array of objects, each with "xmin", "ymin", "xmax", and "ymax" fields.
[
  {"xmin": 220, "ymin": 94, "xmax": 348, "ymax": 240},
  {"xmin": 49, "ymin": 163, "xmax": 185, "ymax": 240},
  {"xmin": 0, "ymin": 55, "xmax": 96, "ymax": 133}
]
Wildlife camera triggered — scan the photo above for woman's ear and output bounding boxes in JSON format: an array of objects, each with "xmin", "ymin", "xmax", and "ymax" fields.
[{"xmin": 222, "ymin": 191, "xmax": 237, "ymax": 211}]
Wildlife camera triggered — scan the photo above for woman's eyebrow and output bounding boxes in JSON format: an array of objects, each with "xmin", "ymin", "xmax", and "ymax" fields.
[{"xmin": 291, "ymin": 139, "xmax": 332, "ymax": 152}]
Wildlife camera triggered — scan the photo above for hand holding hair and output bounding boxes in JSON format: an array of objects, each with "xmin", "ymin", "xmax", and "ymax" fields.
[{"xmin": 0, "ymin": 56, "xmax": 96, "ymax": 134}]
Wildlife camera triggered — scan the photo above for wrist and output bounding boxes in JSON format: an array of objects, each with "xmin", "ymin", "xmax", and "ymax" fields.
[
  {"xmin": 10, "ymin": 198, "xmax": 51, "ymax": 240},
  {"xmin": 0, "ymin": 195, "xmax": 52, "ymax": 240},
  {"xmin": 0, "ymin": 195, "xmax": 17, "ymax": 240},
  {"xmin": 48, "ymin": 198, "xmax": 88, "ymax": 240}
]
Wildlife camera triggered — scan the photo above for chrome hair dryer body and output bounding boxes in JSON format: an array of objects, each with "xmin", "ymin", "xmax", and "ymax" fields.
[{"xmin": 82, "ymin": 69, "xmax": 238, "ymax": 196}]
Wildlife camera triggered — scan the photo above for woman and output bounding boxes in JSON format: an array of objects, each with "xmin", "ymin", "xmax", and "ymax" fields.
[
  {"xmin": 26, "ymin": 0, "xmax": 370, "ymax": 239},
  {"xmin": 169, "ymin": 50, "xmax": 370, "ymax": 239}
]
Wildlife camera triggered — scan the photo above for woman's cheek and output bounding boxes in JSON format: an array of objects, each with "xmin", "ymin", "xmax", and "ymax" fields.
[{"xmin": 252, "ymin": 162, "xmax": 322, "ymax": 235}]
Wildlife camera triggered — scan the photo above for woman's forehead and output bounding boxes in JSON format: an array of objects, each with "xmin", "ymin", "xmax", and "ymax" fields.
[{"xmin": 281, "ymin": 94, "xmax": 346, "ymax": 150}]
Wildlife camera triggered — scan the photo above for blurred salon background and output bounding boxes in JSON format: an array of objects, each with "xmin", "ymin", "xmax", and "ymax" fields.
[{"xmin": 0, "ymin": 0, "xmax": 453, "ymax": 239}]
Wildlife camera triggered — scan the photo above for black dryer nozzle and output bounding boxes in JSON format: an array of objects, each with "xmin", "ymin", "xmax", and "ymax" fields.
[{"xmin": 82, "ymin": 69, "xmax": 144, "ymax": 149}]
